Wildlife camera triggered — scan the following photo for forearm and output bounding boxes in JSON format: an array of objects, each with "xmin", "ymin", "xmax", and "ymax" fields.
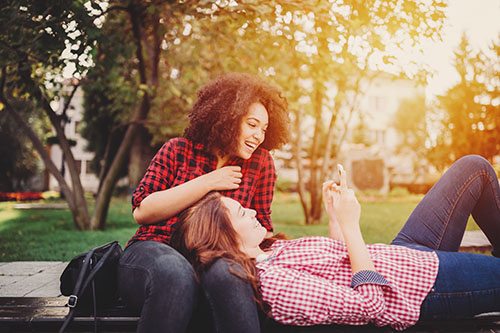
[
  {"xmin": 133, "ymin": 175, "xmax": 212, "ymax": 224},
  {"xmin": 341, "ymin": 225, "xmax": 376, "ymax": 274},
  {"xmin": 329, "ymin": 219, "xmax": 345, "ymax": 242}
]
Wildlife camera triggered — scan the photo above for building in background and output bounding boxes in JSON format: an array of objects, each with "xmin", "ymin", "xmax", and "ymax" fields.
[{"xmin": 337, "ymin": 73, "xmax": 426, "ymax": 193}]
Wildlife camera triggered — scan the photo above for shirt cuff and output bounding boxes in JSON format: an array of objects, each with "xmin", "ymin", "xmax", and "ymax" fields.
[{"xmin": 351, "ymin": 270, "xmax": 390, "ymax": 289}]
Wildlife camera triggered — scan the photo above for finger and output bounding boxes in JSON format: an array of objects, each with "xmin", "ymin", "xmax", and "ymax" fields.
[
  {"xmin": 323, "ymin": 181, "xmax": 334, "ymax": 194},
  {"xmin": 323, "ymin": 180, "xmax": 335, "ymax": 187},
  {"xmin": 338, "ymin": 164, "xmax": 348, "ymax": 190},
  {"xmin": 331, "ymin": 183, "xmax": 341, "ymax": 193},
  {"xmin": 234, "ymin": 172, "xmax": 243, "ymax": 178}
]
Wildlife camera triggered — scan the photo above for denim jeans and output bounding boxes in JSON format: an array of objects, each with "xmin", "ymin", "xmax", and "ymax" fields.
[
  {"xmin": 391, "ymin": 155, "xmax": 500, "ymax": 319},
  {"xmin": 117, "ymin": 240, "xmax": 260, "ymax": 333}
]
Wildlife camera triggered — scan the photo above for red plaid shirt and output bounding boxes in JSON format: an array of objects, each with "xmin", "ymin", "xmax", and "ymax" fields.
[
  {"xmin": 128, "ymin": 137, "xmax": 276, "ymax": 245},
  {"xmin": 257, "ymin": 237, "xmax": 439, "ymax": 331}
]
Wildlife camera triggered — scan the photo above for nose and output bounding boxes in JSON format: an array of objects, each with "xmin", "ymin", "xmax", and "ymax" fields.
[
  {"xmin": 253, "ymin": 130, "xmax": 264, "ymax": 143},
  {"xmin": 247, "ymin": 208, "xmax": 257, "ymax": 217}
]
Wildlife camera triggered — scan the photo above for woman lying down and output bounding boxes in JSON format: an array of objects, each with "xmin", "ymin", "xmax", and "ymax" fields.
[{"xmin": 171, "ymin": 156, "xmax": 500, "ymax": 331}]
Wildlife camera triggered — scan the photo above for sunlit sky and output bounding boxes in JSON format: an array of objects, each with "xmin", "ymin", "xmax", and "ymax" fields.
[{"xmin": 424, "ymin": 0, "xmax": 500, "ymax": 98}]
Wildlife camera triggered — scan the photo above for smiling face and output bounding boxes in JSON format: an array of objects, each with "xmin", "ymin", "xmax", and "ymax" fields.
[
  {"xmin": 236, "ymin": 102, "xmax": 269, "ymax": 160},
  {"xmin": 220, "ymin": 196, "xmax": 267, "ymax": 252}
]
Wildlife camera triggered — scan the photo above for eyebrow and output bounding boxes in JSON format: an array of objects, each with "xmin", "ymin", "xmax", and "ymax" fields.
[{"xmin": 247, "ymin": 116, "xmax": 268, "ymax": 126}]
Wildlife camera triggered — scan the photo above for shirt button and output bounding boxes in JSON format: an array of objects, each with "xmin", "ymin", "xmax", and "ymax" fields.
[{"xmin": 140, "ymin": 186, "xmax": 144, "ymax": 191}]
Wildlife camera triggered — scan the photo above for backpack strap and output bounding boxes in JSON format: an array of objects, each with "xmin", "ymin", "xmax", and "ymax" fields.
[
  {"xmin": 59, "ymin": 250, "xmax": 94, "ymax": 333},
  {"xmin": 59, "ymin": 242, "xmax": 120, "ymax": 333}
]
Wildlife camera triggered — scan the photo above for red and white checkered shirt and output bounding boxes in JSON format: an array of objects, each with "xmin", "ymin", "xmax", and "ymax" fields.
[
  {"xmin": 128, "ymin": 137, "xmax": 276, "ymax": 246},
  {"xmin": 257, "ymin": 236, "xmax": 439, "ymax": 331}
]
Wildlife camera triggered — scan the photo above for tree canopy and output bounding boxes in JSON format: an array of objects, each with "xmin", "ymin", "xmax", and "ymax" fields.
[{"xmin": 432, "ymin": 33, "xmax": 500, "ymax": 168}]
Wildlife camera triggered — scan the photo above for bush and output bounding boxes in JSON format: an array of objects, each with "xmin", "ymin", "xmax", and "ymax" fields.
[
  {"xmin": 388, "ymin": 186, "xmax": 410, "ymax": 198},
  {"xmin": 275, "ymin": 177, "xmax": 296, "ymax": 193}
]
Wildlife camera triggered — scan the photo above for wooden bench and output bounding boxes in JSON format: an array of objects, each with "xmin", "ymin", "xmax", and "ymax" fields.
[
  {"xmin": 2, "ymin": 297, "xmax": 500, "ymax": 332},
  {"xmin": 0, "ymin": 297, "xmax": 138, "ymax": 332}
]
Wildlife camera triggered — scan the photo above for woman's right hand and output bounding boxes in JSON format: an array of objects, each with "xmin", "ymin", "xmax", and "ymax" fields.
[
  {"xmin": 204, "ymin": 166, "xmax": 243, "ymax": 191},
  {"xmin": 331, "ymin": 167, "xmax": 361, "ymax": 231}
]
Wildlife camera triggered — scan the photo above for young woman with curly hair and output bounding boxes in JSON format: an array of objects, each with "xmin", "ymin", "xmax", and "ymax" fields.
[
  {"xmin": 117, "ymin": 72, "xmax": 290, "ymax": 333},
  {"xmin": 173, "ymin": 156, "xmax": 500, "ymax": 331}
]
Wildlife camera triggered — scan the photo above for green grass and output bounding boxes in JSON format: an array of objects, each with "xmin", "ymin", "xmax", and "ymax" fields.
[
  {"xmin": 0, "ymin": 198, "xmax": 137, "ymax": 261},
  {"xmin": 0, "ymin": 192, "xmax": 480, "ymax": 261}
]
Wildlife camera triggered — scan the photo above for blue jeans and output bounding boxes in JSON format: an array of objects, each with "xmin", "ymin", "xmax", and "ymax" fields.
[
  {"xmin": 117, "ymin": 240, "xmax": 260, "ymax": 332},
  {"xmin": 391, "ymin": 155, "xmax": 500, "ymax": 319}
]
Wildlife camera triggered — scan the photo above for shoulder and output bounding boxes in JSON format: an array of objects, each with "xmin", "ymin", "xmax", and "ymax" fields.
[
  {"xmin": 160, "ymin": 137, "xmax": 194, "ymax": 153},
  {"xmin": 250, "ymin": 147, "xmax": 275, "ymax": 164}
]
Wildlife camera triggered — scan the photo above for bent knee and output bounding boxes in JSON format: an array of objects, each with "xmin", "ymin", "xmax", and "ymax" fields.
[
  {"xmin": 455, "ymin": 155, "xmax": 494, "ymax": 174},
  {"xmin": 151, "ymin": 254, "xmax": 196, "ymax": 284}
]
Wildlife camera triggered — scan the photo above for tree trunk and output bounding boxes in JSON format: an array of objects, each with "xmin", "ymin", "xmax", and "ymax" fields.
[
  {"xmin": 38, "ymin": 92, "xmax": 91, "ymax": 229},
  {"xmin": 293, "ymin": 110, "xmax": 309, "ymax": 225},
  {"xmin": 320, "ymin": 108, "xmax": 338, "ymax": 185},
  {"xmin": 128, "ymin": 125, "xmax": 153, "ymax": 189},
  {"xmin": 92, "ymin": 95, "xmax": 151, "ymax": 230},
  {"xmin": 307, "ymin": 81, "xmax": 325, "ymax": 224}
]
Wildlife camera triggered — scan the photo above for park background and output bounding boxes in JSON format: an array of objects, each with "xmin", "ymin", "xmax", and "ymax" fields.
[{"xmin": 1, "ymin": 0, "xmax": 500, "ymax": 260}]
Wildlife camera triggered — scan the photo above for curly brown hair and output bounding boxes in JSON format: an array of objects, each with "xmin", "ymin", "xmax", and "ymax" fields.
[{"xmin": 184, "ymin": 73, "xmax": 290, "ymax": 156}]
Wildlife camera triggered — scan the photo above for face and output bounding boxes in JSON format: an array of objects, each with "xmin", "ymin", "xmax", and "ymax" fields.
[
  {"xmin": 220, "ymin": 196, "xmax": 267, "ymax": 250},
  {"xmin": 236, "ymin": 102, "xmax": 269, "ymax": 159}
]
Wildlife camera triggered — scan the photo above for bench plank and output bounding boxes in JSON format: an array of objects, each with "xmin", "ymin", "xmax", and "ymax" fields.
[{"xmin": 2, "ymin": 297, "xmax": 500, "ymax": 332}]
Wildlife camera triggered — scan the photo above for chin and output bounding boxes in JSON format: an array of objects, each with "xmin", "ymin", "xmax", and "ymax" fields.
[{"xmin": 237, "ymin": 150, "xmax": 253, "ymax": 160}]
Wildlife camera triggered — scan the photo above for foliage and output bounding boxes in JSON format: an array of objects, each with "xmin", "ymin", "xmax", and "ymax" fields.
[
  {"xmin": 0, "ymin": 98, "xmax": 47, "ymax": 191},
  {"xmin": 392, "ymin": 94, "xmax": 432, "ymax": 175},
  {"xmin": 393, "ymin": 95, "xmax": 429, "ymax": 154},
  {"xmin": 431, "ymin": 33, "xmax": 500, "ymax": 167},
  {"xmin": 0, "ymin": 0, "xmax": 101, "ymax": 230},
  {"xmin": 275, "ymin": 176, "xmax": 297, "ymax": 193},
  {"xmin": 81, "ymin": 9, "xmax": 136, "ymax": 180}
]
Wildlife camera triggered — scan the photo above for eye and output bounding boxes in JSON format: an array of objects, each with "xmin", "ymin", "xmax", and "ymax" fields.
[{"xmin": 248, "ymin": 122, "xmax": 256, "ymax": 128}]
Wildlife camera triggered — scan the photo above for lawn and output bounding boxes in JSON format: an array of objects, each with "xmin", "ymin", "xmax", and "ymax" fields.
[{"xmin": 0, "ymin": 192, "xmax": 480, "ymax": 261}]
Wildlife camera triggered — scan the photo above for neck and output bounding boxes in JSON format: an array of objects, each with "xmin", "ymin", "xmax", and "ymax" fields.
[
  {"xmin": 216, "ymin": 152, "xmax": 229, "ymax": 169},
  {"xmin": 242, "ymin": 245, "xmax": 266, "ymax": 259}
]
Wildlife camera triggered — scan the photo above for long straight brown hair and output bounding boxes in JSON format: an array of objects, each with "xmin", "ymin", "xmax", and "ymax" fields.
[{"xmin": 171, "ymin": 192, "xmax": 285, "ymax": 309}]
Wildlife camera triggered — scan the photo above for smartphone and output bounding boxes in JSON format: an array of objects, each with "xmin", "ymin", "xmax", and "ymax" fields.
[{"xmin": 337, "ymin": 163, "xmax": 344, "ymax": 175}]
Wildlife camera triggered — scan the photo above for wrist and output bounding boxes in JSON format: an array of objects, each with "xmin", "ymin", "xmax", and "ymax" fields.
[{"xmin": 199, "ymin": 173, "xmax": 214, "ymax": 192}]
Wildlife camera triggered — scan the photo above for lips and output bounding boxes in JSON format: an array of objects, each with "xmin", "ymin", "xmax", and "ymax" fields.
[{"xmin": 245, "ymin": 141, "xmax": 257, "ymax": 150}]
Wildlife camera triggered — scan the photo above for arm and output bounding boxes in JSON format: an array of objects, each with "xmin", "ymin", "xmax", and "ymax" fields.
[
  {"xmin": 133, "ymin": 167, "xmax": 242, "ymax": 224},
  {"xmin": 324, "ymin": 167, "xmax": 375, "ymax": 274},
  {"xmin": 260, "ymin": 267, "xmax": 388, "ymax": 326}
]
